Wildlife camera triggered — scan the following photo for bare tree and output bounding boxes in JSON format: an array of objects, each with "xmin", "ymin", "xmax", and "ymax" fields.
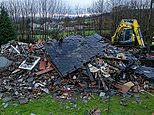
[{"xmin": 1, "ymin": 0, "xmax": 68, "ymax": 41}]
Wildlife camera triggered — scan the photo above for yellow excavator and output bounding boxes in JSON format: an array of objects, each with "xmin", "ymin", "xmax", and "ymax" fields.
[{"xmin": 111, "ymin": 19, "xmax": 145, "ymax": 48}]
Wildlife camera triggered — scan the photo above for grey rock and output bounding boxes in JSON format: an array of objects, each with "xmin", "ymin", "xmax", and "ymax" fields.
[
  {"xmin": 15, "ymin": 91, "xmax": 19, "ymax": 95},
  {"xmin": 19, "ymin": 98, "xmax": 29, "ymax": 104},
  {"xmin": 28, "ymin": 87, "xmax": 32, "ymax": 90},
  {"xmin": 13, "ymin": 103, "xmax": 18, "ymax": 107},
  {"xmin": 27, "ymin": 77, "xmax": 34, "ymax": 83},
  {"xmin": 3, "ymin": 103, "xmax": 9, "ymax": 108},
  {"xmin": 2, "ymin": 97, "xmax": 12, "ymax": 103},
  {"xmin": 18, "ymin": 78, "xmax": 23, "ymax": 82},
  {"xmin": 66, "ymin": 106, "xmax": 70, "ymax": 109}
]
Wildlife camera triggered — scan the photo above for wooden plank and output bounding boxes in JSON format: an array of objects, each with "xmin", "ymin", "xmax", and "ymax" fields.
[{"xmin": 35, "ymin": 67, "xmax": 54, "ymax": 76}]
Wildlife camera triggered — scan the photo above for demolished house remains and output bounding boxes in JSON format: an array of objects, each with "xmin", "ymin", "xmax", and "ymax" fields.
[{"xmin": 0, "ymin": 34, "xmax": 154, "ymax": 106}]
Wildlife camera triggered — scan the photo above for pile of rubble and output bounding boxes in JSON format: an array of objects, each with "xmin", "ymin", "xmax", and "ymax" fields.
[
  {"xmin": 0, "ymin": 40, "xmax": 59, "ymax": 104},
  {"xmin": 0, "ymin": 34, "xmax": 154, "ymax": 106},
  {"xmin": 51, "ymin": 56, "xmax": 154, "ymax": 100}
]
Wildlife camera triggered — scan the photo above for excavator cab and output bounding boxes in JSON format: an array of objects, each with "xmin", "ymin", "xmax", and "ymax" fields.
[{"xmin": 118, "ymin": 28, "xmax": 134, "ymax": 44}]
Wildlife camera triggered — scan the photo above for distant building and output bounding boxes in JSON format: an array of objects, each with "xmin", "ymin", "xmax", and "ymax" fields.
[
  {"xmin": 65, "ymin": 26, "xmax": 74, "ymax": 31},
  {"xmin": 75, "ymin": 25, "xmax": 86, "ymax": 30},
  {"xmin": 29, "ymin": 23, "xmax": 41, "ymax": 30},
  {"xmin": 42, "ymin": 21, "xmax": 63, "ymax": 31}
]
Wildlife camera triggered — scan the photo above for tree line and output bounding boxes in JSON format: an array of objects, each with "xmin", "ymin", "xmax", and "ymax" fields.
[
  {"xmin": 1, "ymin": 0, "xmax": 70, "ymax": 42},
  {"xmin": 0, "ymin": 0, "xmax": 153, "ymax": 43},
  {"xmin": 88, "ymin": 0, "xmax": 154, "ymax": 38}
]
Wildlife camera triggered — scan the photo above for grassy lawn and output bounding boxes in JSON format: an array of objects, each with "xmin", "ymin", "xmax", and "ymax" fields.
[
  {"xmin": 63, "ymin": 30, "xmax": 111, "ymax": 37},
  {"xmin": 0, "ymin": 93, "xmax": 154, "ymax": 115},
  {"xmin": 17, "ymin": 29, "xmax": 112, "ymax": 41}
]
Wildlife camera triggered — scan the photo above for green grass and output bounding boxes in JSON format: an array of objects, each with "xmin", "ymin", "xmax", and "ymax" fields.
[
  {"xmin": 0, "ymin": 93, "xmax": 154, "ymax": 115},
  {"xmin": 63, "ymin": 30, "xmax": 111, "ymax": 37},
  {"xmin": 17, "ymin": 29, "xmax": 112, "ymax": 41}
]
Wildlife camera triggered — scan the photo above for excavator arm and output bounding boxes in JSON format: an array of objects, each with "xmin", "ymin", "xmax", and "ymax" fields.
[{"xmin": 132, "ymin": 20, "xmax": 145, "ymax": 48}]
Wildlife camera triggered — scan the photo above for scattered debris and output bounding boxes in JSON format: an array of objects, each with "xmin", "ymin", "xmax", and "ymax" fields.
[
  {"xmin": 0, "ymin": 40, "xmax": 57, "ymax": 104},
  {"xmin": 0, "ymin": 34, "xmax": 154, "ymax": 105}
]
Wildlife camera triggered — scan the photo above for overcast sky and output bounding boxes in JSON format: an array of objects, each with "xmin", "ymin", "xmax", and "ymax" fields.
[
  {"xmin": 65, "ymin": 0, "xmax": 96, "ymax": 9},
  {"xmin": 0, "ymin": 0, "xmax": 97, "ymax": 12},
  {"xmin": 0, "ymin": 0, "xmax": 97, "ymax": 9}
]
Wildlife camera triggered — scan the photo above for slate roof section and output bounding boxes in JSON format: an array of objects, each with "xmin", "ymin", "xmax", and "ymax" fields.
[
  {"xmin": 45, "ymin": 34, "xmax": 106, "ymax": 76},
  {"xmin": 45, "ymin": 34, "xmax": 135, "ymax": 77}
]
